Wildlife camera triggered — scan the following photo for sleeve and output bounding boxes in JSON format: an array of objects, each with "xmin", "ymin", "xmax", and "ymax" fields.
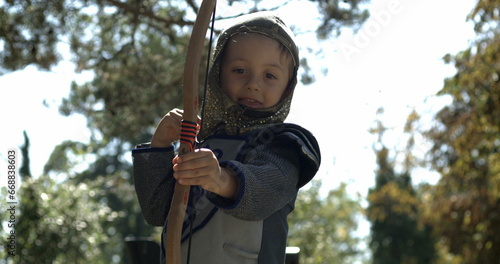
[
  {"xmin": 208, "ymin": 124, "xmax": 321, "ymax": 221},
  {"xmin": 132, "ymin": 143, "xmax": 177, "ymax": 226}
]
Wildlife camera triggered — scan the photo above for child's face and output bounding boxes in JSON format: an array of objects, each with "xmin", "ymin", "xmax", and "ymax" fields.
[{"xmin": 220, "ymin": 33, "xmax": 292, "ymax": 109}]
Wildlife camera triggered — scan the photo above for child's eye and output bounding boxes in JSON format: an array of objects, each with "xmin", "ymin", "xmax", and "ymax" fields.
[
  {"xmin": 233, "ymin": 68, "xmax": 246, "ymax": 74},
  {"xmin": 265, "ymin": 73, "xmax": 277, "ymax": 79}
]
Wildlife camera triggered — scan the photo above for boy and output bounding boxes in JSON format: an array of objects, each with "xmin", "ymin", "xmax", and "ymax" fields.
[{"xmin": 133, "ymin": 11, "xmax": 321, "ymax": 263}]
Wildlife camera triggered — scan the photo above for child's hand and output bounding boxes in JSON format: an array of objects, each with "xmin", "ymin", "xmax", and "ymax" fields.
[
  {"xmin": 151, "ymin": 109, "xmax": 200, "ymax": 148},
  {"xmin": 173, "ymin": 149, "xmax": 237, "ymax": 199}
]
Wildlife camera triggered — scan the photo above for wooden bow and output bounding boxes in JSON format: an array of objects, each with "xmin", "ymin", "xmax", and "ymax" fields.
[{"xmin": 165, "ymin": 1, "xmax": 217, "ymax": 263}]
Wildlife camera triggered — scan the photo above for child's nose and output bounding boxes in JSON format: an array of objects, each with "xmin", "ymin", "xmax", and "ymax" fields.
[{"xmin": 245, "ymin": 75, "xmax": 260, "ymax": 91}]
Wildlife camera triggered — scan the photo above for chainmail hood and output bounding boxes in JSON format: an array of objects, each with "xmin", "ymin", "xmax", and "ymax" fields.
[{"xmin": 198, "ymin": 11, "xmax": 299, "ymax": 140}]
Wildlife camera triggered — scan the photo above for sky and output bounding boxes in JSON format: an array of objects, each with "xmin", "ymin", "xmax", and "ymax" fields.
[
  {"xmin": 0, "ymin": 0, "xmax": 476, "ymax": 244},
  {"xmin": 285, "ymin": 0, "xmax": 477, "ymax": 193}
]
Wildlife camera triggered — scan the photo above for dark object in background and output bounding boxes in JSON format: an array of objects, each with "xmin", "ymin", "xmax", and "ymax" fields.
[
  {"xmin": 286, "ymin": 246, "xmax": 300, "ymax": 264},
  {"xmin": 125, "ymin": 237, "xmax": 300, "ymax": 264},
  {"xmin": 125, "ymin": 237, "xmax": 160, "ymax": 264}
]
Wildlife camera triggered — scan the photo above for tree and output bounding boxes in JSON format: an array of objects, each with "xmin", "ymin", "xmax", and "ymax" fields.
[
  {"xmin": 0, "ymin": 133, "xmax": 116, "ymax": 263},
  {"xmin": 419, "ymin": 0, "xmax": 500, "ymax": 262},
  {"xmin": 287, "ymin": 180, "xmax": 366, "ymax": 264},
  {"xmin": 40, "ymin": 139, "xmax": 159, "ymax": 263},
  {"xmin": 1, "ymin": 0, "xmax": 370, "ymax": 142},
  {"xmin": 19, "ymin": 131, "xmax": 31, "ymax": 179},
  {"xmin": 366, "ymin": 146, "xmax": 435, "ymax": 264},
  {"xmin": 12, "ymin": 176, "xmax": 113, "ymax": 263},
  {"xmin": 366, "ymin": 116, "xmax": 436, "ymax": 264},
  {"xmin": 1, "ymin": 0, "xmax": 371, "ymax": 262}
]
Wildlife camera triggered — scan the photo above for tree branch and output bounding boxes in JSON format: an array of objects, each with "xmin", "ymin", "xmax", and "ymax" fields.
[
  {"xmin": 102, "ymin": 0, "xmax": 195, "ymax": 27},
  {"xmin": 185, "ymin": 0, "xmax": 199, "ymax": 14}
]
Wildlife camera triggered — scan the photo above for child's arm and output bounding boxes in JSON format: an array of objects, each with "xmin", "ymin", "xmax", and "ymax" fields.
[
  {"xmin": 215, "ymin": 141, "xmax": 301, "ymax": 221},
  {"xmin": 169, "ymin": 142, "xmax": 298, "ymax": 221},
  {"xmin": 211, "ymin": 126, "xmax": 321, "ymax": 221},
  {"xmin": 133, "ymin": 108, "xmax": 197, "ymax": 226},
  {"xmin": 132, "ymin": 145, "xmax": 176, "ymax": 226},
  {"xmin": 151, "ymin": 108, "xmax": 202, "ymax": 147},
  {"xmin": 151, "ymin": 108, "xmax": 184, "ymax": 147}
]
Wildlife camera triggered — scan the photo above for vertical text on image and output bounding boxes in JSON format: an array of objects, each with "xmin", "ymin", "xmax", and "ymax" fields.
[{"xmin": 6, "ymin": 148, "xmax": 18, "ymax": 257}]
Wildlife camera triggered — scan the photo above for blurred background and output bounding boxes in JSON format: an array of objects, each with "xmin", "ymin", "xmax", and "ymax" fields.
[{"xmin": 1, "ymin": 0, "xmax": 499, "ymax": 263}]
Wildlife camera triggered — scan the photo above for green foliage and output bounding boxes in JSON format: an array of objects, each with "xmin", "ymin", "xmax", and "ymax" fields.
[
  {"xmin": 0, "ymin": 176, "xmax": 112, "ymax": 263},
  {"xmin": 366, "ymin": 146, "xmax": 436, "ymax": 264},
  {"xmin": 366, "ymin": 2, "xmax": 500, "ymax": 263},
  {"xmin": 43, "ymin": 140, "xmax": 89, "ymax": 175},
  {"xmin": 288, "ymin": 180, "xmax": 365, "ymax": 264},
  {"xmin": 373, "ymin": 1, "xmax": 500, "ymax": 263},
  {"xmin": 0, "ymin": 0, "xmax": 62, "ymax": 73},
  {"xmin": 0, "ymin": 165, "xmax": 157, "ymax": 264},
  {"xmin": 42, "ymin": 138, "xmax": 159, "ymax": 262},
  {"xmin": 309, "ymin": 0, "xmax": 370, "ymax": 39},
  {"xmin": 420, "ymin": 1, "xmax": 500, "ymax": 263}
]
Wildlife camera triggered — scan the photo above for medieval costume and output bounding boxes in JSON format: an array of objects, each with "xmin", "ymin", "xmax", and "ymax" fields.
[{"xmin": 133, "ymin": 12, "xmax": 321, "ymax": 263}]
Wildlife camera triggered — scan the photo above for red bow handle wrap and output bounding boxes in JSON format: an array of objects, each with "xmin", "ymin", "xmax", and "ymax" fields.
[{"xmin": 165, "ymin": 1, "xmax": 217, "ymax": 264}]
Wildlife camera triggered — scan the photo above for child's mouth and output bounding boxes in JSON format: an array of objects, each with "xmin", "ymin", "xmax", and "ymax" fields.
[{"xmin": 239, "ymin": 97, "xmax": 262, "ymax": 108}]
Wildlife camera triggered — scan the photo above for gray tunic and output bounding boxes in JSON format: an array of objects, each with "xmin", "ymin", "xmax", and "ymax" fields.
[{"xmin": 133, "ymin": 124, "xmax": 320, "ymax": 263}]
